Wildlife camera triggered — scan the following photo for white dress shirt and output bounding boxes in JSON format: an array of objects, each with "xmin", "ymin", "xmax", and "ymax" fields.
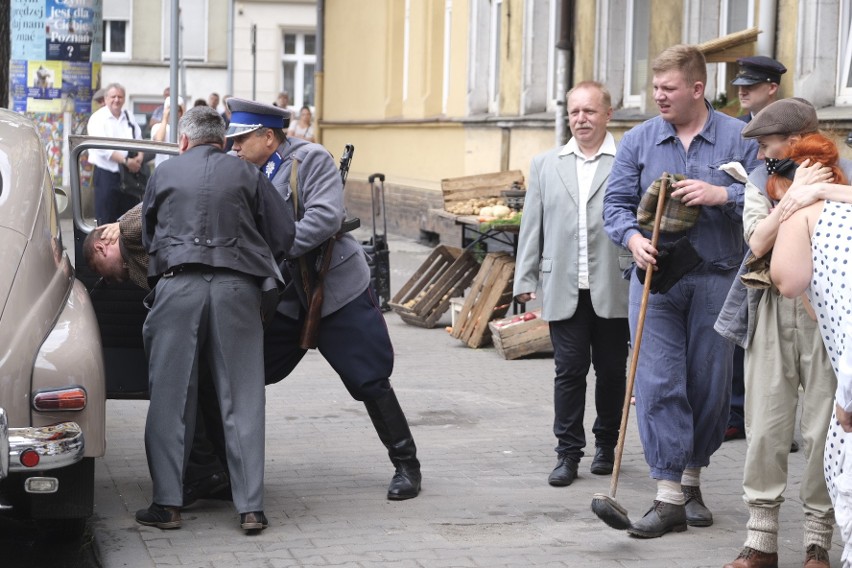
[
  {"xmin": 558, "ymin": 132, "xmax": 617, "ymax": 289},
  {"xmin": 86, "ymin": 106, "xmax": 141, "ymax": 172}
]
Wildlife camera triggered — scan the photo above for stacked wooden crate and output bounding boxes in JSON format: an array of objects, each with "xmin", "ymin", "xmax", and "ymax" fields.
[
  {"xmin": 388, "ymin": 245, "xmax": 480, "ymax": 328},
  {"xmin": 450, "ymin": 253, "xmax": 515, "ymax": 348}
]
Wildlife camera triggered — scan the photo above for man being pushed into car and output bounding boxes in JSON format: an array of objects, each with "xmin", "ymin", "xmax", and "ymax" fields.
[{"xmin": 124, "ymin": 105, "xmax": 290, "ymax": 532}]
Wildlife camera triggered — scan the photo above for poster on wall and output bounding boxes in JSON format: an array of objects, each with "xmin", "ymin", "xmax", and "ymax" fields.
[
  {"xmin": 62, "ymin": 62, "xmax": 94, "ymax": 113},
  {"xmin": 45, "ymin": 0, "xmax": 97, "ymax": 62},
  {"xmin": 10, "ymin": 61, "xmax": 29, "ymax": 113},
  {"xmin": 11, "ymin": 0, "xmax": 47, "ymax": 60},
  {"xmin": 26, "ymin": 60, "xmax": 63, "ymax": 113}
]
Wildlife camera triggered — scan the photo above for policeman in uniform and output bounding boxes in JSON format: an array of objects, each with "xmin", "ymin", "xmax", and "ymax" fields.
[
  {"xmin": 732, "ymin": 55, "xmax": 787, "ymax": 123},
  {"xmin": 223, "ymin": 97, "xmax": 422, "ymax": 500}
]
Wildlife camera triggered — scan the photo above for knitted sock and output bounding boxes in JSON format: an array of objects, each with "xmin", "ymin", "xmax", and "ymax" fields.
[
  {"xmin": 744, "ymin": 505, "xmax": 779, "ymax": 553},
  {"xmin": 804, "ymin": 512, "xmax": 834, "ymax": 551},
  {"xmin": 656, "ymin": 479, "xmax": 686, "ymax": 506},
  {"xmin": 681, "ymin": 467, "xmax": 701, "ymax": 487}
]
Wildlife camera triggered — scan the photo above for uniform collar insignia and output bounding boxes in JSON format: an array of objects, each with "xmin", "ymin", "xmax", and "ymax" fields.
[{"xmin": 262, "ymin": 151, "xmax": 284, "ymax": 180}]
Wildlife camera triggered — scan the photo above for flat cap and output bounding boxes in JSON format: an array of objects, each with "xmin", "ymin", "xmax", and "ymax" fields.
[
  {"xmin": 92, "ymin": 88, "xmax": 105, "ymax": 103},
  {"xmin": 741, "ymin": 97, "xmax": 819, "ymax": 138},
  {"xmin": 731, "ymin": 55, "xmax": 787, "ymax": 86},
  {"xmin": 225, "ymin": 97, "xmax": 291, "ymax": 138}
]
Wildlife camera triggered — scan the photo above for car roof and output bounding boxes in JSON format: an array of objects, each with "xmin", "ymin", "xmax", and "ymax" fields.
[{"xmin": 0, "ymin": 109, "xmax": 47, "ymax": 238}]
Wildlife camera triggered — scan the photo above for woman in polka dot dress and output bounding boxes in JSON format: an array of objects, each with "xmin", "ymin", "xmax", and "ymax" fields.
[{"xmin": 774, "ymin": 184, "xmax": 852, "ymax": 565}]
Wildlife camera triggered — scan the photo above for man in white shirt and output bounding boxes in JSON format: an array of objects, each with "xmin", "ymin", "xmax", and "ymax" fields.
[
  {"xmin": 513, "ymin": 81, "xmax": 630, "ymax": 486},
  {"xmin": 86, "ymin": 82, "xmax": 144, "ymax": 223}
]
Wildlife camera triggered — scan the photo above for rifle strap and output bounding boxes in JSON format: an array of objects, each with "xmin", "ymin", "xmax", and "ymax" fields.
[{"xmin": 290, "ymin": 159, "xmax": 313, "ymax": 299}]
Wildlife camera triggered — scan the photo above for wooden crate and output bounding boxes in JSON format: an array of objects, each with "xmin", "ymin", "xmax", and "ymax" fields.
[
  {"xmin": 451, "ymin": 253, "xmax": 515, "ymax": 348},
  {"xmin": 388, "ymin": 245, "xmax": 480, "ymax": 328},
  {"xmin": 441, "ymin": 170, "xmax": 525, "ymax": 211},
  {"xmin": 488, "ymin": 309, "xmax": 553, "ymax": 360}
]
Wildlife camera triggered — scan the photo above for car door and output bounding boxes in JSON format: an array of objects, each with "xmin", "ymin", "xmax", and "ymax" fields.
[{"xmin": 68, "ymin": 135, "xmax": 177, "ymax": 399}]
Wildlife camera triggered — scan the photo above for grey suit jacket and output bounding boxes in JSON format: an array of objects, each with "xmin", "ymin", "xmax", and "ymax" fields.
[
  {"xmin": 513, "ymin": 143, "xmax": 630, "ymax": 321},
  {"xmin": 269, "ymin": 138, "xmax": 371, "ymax": 318}
]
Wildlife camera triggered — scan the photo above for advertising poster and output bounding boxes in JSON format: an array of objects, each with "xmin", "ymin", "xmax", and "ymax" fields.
[
  {"xmin": 10, "ymin": 61, "xmax": 29, "ymax": 113},
  {"xmin": 11, "ymin": 0, "xmax": 46, "ymax": 61},
  {"xmin": 62, "ymin": 62, "xmax": 94, "ymax": 113},
  {"xmin": 27, "ymin": 60, "xmax": 63, "ymax": 113},
  {"xmin": 45, "ymin": 0, "xmax": 97, "ymax": 62}
]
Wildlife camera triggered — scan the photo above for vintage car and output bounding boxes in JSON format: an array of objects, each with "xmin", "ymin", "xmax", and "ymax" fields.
[
  {"xmin": 0, "ymin": 109, "xmax": 104, "ymax": 537},
  {"xmin": 0, "ymin": 109, "xmax": 176, "ymax": 537}
]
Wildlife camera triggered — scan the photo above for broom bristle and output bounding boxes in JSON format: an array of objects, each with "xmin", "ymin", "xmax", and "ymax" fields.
[{"xmin": 591, "ymin": 493, "xmax": 631, "ymax": 530}]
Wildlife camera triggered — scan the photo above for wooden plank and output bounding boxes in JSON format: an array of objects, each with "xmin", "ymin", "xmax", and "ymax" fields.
[
  {"xmin": 488, "ymin": 309, "xmax": 553, "ymax": 359},
  {"xmin": 388, "ymin": 245, "xmax": 479, "ymax": 329},
  {"xmin": 450, "ymin": 253, "xmax": 515, "ymax": 348},
  {"xmin": 440, "ymin": 170, "xmax": 525, "ymax": 209},
  {"xmin": 464, "ymin": 259, "xmax": 514, "ymax": 347}
]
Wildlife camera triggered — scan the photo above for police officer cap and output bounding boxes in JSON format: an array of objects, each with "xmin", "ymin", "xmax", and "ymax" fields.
[
  {"xmin": 225, "ymin": 97, "xmax": 291, "ymax": 138},
  {"xmin": 731, "ymin": 56, "xmax": 787, "ymax": 86},
  {"xmin": 741, "ymin": 97, "xmax": 819, "ymax": 139}
]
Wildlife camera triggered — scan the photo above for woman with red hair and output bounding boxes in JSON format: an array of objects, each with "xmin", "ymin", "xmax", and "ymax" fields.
[{"xmin": 723, "ymin": 99, "xmax": 847, "ymax": 568}]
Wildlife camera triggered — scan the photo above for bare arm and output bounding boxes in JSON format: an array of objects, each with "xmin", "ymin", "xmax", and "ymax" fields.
[{"xmin": 770, "ymin": 201, "xmax": 823, "ymax": 298}]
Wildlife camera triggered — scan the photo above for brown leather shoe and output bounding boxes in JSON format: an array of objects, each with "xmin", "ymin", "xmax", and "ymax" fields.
[
  {"xmin": 804, "ymin": 544, "xmax": 830, "ymax": 568},
  {"xmin": 723, "ymin": 547, "xmax": 778, "ymax": 568}
]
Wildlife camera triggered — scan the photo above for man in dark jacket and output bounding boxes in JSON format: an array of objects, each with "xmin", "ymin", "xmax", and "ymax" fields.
[{"xmin": 136, "ymin": 105, "xmax": 293, "ymax": 533}]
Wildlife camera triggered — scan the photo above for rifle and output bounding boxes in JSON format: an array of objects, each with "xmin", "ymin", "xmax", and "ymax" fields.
[{"xmin": 298, "ymin": 144, "xmax": 356, "ymax": 349}]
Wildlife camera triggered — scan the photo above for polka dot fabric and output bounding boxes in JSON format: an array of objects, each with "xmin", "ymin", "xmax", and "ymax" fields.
[{"xmin": 812, "ymin": 200, "xmax": 852, "ymax": 563}]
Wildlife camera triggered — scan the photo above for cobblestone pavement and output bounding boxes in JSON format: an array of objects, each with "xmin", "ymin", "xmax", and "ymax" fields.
[{"xmin": 91, "ymin": 235, "xmax": 844, "ymax": 567}]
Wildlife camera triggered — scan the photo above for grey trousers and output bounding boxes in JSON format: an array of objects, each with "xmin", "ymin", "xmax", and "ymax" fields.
[{"xmin": 142, "ymin": 268, "xmax": 265, "ymax": 513}]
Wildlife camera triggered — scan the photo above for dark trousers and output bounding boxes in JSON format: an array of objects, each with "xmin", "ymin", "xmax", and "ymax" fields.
[
  {"xmin": 550, "ymin": 290, "xmax": 629, "ymax": 461},
  {"xmin": 728, "ymin": 345, "xmax": 745, "ymax": 431},
  {"xmin": 186, "ymin": 286, "xmax": 395, "ymax": 483},
  {"xmin": 93, "ymin": 166, "xmax": 138, "ymax": 224},
  {"xmin": 263, "ymin": 286, "xmax": 395, "ymax": 401}
]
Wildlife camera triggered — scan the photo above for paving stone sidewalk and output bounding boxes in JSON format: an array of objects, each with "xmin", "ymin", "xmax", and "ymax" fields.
[{"xmin": 91, "ymin": 235, "xmax": 844, "ymax": 568}]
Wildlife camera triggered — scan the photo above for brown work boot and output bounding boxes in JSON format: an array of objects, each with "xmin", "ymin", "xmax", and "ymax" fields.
[
  {"xmin": 803, "ymin": 544, "xmax": 830, "ymax": 568},
  {"xmin": 723, "ymin": 547, "xmax": 778, "ymax": 568}
]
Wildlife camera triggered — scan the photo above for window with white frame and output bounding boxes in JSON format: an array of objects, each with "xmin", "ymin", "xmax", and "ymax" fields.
[
  {"xmin": 162, "ymin": 0, "xmax": 208, "ymax": 62},
  {"xmin": 715, "ymin": 0, "xmax": 754, "ymax": 100},
  {"xmin": 103, "ymin": 0, "xmax": 131, "ymax": 59},
  {"xmin": 623, "ymin": 0, "xmax": 650, "ymax": 108},
  {"xmin": 467, "ymin": 0, "xmax": 490, "ymax": 114},
  {"xmin": 838, "ymin": 1, "xmax": 852, "ymax": 104},
  {"xmin": 519, "ymin": 0, "xmax": 558, "ymax": 114},
  {"xmin": 488, "ymin": 0, "xmax": 503, "ymax": 113},
  {"xmin": 281, "ymin": 32, "xmax": 317, "ymax": 109},
  {"xmin": 442, "ymin": 0, "xmax": 453, "ymax": 113}
]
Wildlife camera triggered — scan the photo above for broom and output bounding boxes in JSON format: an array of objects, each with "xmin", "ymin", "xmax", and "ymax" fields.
[{"xmin": 591, "ymin": 172, "xmax": 669, "ymax": 530}]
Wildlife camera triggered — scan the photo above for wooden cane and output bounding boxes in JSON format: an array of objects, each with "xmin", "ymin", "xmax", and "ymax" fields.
[{"xmin": 608, "ymin": 172, "xmax": 669, "ymax": 499}]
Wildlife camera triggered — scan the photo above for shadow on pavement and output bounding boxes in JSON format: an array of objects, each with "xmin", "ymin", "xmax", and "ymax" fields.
[{"xmin": 0, "ymin": 516, "xmax": 99, "ymax": 568}]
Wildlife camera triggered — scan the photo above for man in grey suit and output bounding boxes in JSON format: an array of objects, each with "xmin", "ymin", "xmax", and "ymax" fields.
[
  {"xmin": 137, "ymin": 106, "xmax": 293, "ymax": 532},
  {"xmin": 514, "ymin": 81, "xmax": 630, "ymax": 487},
  {"xmin": 224, "ymin": 97, "xmax": 422, "ymax": 500}
]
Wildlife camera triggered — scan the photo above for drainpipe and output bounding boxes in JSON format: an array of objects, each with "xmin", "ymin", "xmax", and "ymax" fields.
[
  {"xmin": 756, "ymin": 0, "xmax": 777, "ymax": 57},
  {"xmin": 315, "ymin": 0, "xmax": 325, "ymax": 144},
  {"xmin": 554, "ymin": 0, "xmax": 574, "ymax": 147}
]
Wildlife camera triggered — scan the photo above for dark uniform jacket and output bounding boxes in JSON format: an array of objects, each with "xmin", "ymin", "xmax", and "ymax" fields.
[
  {"xmin": 268, "ymin": 137, "xmax": 371, "ymax": 318},
  {"xmin": 142, "ymin": 144, "xmax": 293, "ymax": 285}
]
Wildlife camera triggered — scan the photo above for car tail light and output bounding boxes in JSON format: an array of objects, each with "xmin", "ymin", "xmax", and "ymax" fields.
[
  {"xmin": 20, "ymin": 449, "xmax": 39, "ymax": 468},
  {"xmin": 32, "ymin": 387, "xmax": 87, "ymax": 411}
]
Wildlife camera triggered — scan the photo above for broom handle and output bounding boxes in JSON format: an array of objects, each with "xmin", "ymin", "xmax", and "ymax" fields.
[{"xmin": 609, "ymin": 173, "xmax": 669, "ymax": 498}]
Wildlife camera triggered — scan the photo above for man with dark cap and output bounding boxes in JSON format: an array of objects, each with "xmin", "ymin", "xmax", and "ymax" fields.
[
  {"xmin": 732, "ymin": 55, "xmax": 787, "ymax": 123},
  {"xmin": 223, "ymin": 96, "xmax": 422, "ymax": 501}
]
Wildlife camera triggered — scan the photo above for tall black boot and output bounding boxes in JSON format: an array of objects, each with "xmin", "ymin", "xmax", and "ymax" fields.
[{"xmin": 364, "ymin": 389, "xmax": 421, "ymax": 500}]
